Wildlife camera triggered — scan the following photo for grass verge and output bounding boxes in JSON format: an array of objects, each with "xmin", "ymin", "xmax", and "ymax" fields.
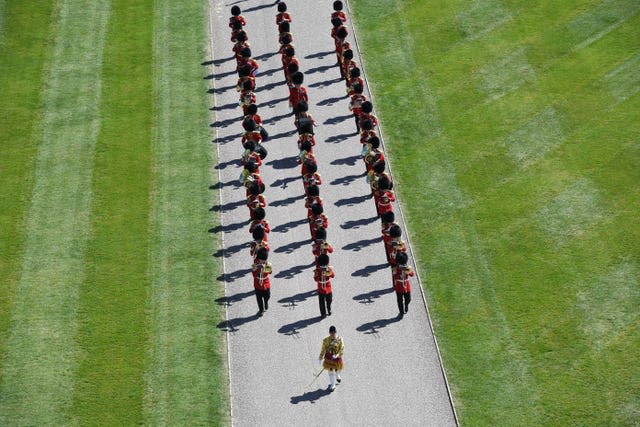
[{"xmin": 349, "ymin": 0, "xmax": 640, "ymax": 425}]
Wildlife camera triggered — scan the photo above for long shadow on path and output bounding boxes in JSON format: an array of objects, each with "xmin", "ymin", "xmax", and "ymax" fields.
[
  {"xmin": 352, "ymin": 287, "xmax": 394, "ymax": 304},
  {"xmin": 356, "ymin": 316, "xmax": 401, "ymax": 334},
  {"xmin": 278, "ymin": 316, "xmax": 322, "ymax": 336},
  {"xmin": 291, "ymin": 388, "xmax": 332, "ymax": 404}
]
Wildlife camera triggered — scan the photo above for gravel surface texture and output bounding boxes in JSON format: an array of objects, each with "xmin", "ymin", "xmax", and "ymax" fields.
[{"xmin": 209, "ymin": 1, "xmax": 457, "ymax": 425}]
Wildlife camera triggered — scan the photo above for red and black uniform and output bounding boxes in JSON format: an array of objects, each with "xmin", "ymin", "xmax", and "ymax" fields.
[
  {"xmin": 252, "ymin": 260, "xmax": 272, "ymax": 313},
  {"xmin": 331, "ymin": 10, "xmax": 348, "ymax": 24},
  {"xmin": 374, "ymin": 190, "xmax": 395, "ymax": 216},
  {"xmin": 236, "ymin": 75, "xmax": 256, "ymax": 92},
  {"xmin": 308, "ymin": 213, "xmax": 329, "ymax": 239},
  {"xmin": 289, "ymin": 85, "xmax": 308, "ymax": 110},
  {"xmin": 249, "ymin": 219, "xmax": 271, "ymax": 236},
  {"xmin": 250, "ymin": 239, "xmax": 270, "ymax": 259},
  {"xmin": 276, "ymin": 11, "xmax": 292, "ymax": 26},
  {"xmin": 239, "ymin": 90, "xmax": 257, "ymax": 115},
  {"xmin": 314, "ymin": 265, "xmax": 335, "ymax": 317},
  {"xmin": 312, "ymin": 240, "xmax": 334, "ymax": 258},
  {"xmin": 381, "ymin": 221, "xmax": 398, "ymax": 262},
  {"xmin": 302, "ymin": 171, "xmax": 322, "ymax": 192},
  {"xmin": 229, "ymin": 15, "xmax": 247, "ymax": 29},
  {"xmin": 392, "ymin": 265, "xmax": 413, "ymax": 316},
  {"xmin": 247, "ymin": 194, "xmax": 267, "ymax": 220}
]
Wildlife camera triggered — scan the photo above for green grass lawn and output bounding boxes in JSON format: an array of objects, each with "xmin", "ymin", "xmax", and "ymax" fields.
[
  {"xmin": 0, "ymin": 0, "xmax": 228, "ymax": 425},
  {"xmin": 349, "ymin": 0, "xmax": 639, "ymax": 425}
]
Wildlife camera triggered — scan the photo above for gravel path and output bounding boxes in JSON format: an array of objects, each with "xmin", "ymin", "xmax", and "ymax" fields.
[{"xmin": 208, "ymin": 1, "xmax": 457, "ymax": 425}]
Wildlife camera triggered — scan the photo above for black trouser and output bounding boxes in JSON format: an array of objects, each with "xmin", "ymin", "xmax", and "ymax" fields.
[
  {"xmin": 319, "ymin": 292, "xmax": 333, "ymax": 316},
  {"xmin": 396, "ymin": 291, "xmax": 411, "ymax": 314},
  {"xmin": 255, "ymin": 289, "xmax": 270, "ymax": 311}
]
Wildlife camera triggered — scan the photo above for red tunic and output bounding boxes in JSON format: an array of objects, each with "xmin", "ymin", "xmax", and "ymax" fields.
[
  {"xmin": 392, "ymin": 265, "xmax": 413, "ymax": 293},
  {"xmin": 276, "ymin": 12, "xmax": 292, "ymax": 26},
  {"xmin": 312, "ymin": 241, "xmax": 334, "ymax": 257},
  {"xmin": 249, "ymin": 219, "xmax": 271, "ymax": 235},
  {"xmin": 331, "ymin": 11, "xmax": 348, "ymax": 23},
  {"xmin": 252, "ymin": 261, "xmax": 271, "ymax": 291},
  {"xmin": 314, "ymin": 266, "xmax": 335, "ymax": 295},
  {"xmin": 289, "ymin": 85, "xmax": 308, "ymax": 109},
  {"xmin": 229, "ymin": 15, "xmax": 247, "ymax": 29}
]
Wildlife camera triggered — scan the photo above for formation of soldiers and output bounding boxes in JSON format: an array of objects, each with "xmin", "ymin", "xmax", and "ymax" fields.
[
  {"xmin": 229, "ymin": 5, "xmax": 273, "ymax": 316},
  {"xmin": 330, "ymin": 0, "xmax": 415, "ymax": 318},
  {"xmin": 276, "ymin": 2, "xmax": 336, "ymax": 319},
  {"xmin": 225, "ymin": 1, "xmax": 416, "ymax": 320}
]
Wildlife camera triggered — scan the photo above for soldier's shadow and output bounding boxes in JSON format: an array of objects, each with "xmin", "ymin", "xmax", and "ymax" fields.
[{"xmin": 290, "ymin": 388, "xmax": 332, "ymax": 404}]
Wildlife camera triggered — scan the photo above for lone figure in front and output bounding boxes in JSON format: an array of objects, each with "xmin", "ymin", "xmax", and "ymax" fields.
[{"xmin": 318, "ymin": 325, "xmax": 344, "ymax": 391}]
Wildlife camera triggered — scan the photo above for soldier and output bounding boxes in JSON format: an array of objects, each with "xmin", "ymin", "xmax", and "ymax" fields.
[
  {"xmin": 302, "ymin": 160, "xmax": 322, "ymax": 192},
  {"xmin": 341, "ymin": 49, "xmax": 358, "ymax": 84},
  {"xmin": 276, "ymin": 2, "xmax": 292, "ymax": 26},
  {"xmin": 363, "ymin": 135, "xmax": 384, "ymax": 171},
  {"xmin": 230, "ymin": 20, "xmax": 245, "ymax": 45},
  {"xmin": 331, "ymin": 1, "xmax": 348, "ymax": 23},
  {"xmin": 294, "ymin": 101, "xmax": 317, "ymax": 131},
  {"xmin": 347, "ymin": 67, "xmax": 365, "ymax": 96},
  {"xmin": 229, "ymin": 6, "xmax": 247, "ymax": 29},
  {"xmin": 243, "ymin": 103, "xmax": 263, "ymax": 127},
  {"xmin": 249, "ymin": 207, "xmax": 271, "ymax": 236},
  {"xmin": 240, "ymin": 161, "xmax": 264, "ymax": 195},
  {"xmin": 289, "ymin": 72, "xmax": 308, "ymax": 111},
  {"xmin": 359, "ymin": 118, "xmax": 378, "ymax": 155},
  {"xmin": 241, "ymin": 119, "xmax": 263, "ymax": 146},
  {"xmin": 314, "ymin": 254, "xmax": 335, "ymax": 318},
  {"xmin": 318, "ymin": 325, "xmax": 344, "ymax": 391},
  {"xmin": 236, "ymin": 64, "xmax": 256, "ymax": 92},
  {"xmin": 359, "ymin": 101, "xmax": 378, "ymax": 128},
  {"xmin": 282, "ymin": 47, "xmax": 299, "ymax": 82},
  {"xmin": 252, "ymin": 247, "xmax": 272, "ymax": 315},
  {"xmin": 392, "ymin": 252, "xmax": 414, "ymax": 317},
  {"xmin": 388, "ymin": 224, "xmax": 407, "ymax": 266},
  {"xmin": 308, "ymin": 202, "xmax": 329, "ymax": 239},
  {"xmin": 312, "ymin": 227, "xmax": 334, "ymax": 259},
  {"xmin": 297, "ymin": 120, "xmax": 317, "ymax": 149},
  {"xmin": 246, "ymin": 182, "xmax": 267, "ymax": 221},
  {"xmin": 305, "ymin": 184, "xmax": 323, "ymax": 210},
  {"xmin": 250, "ymin": 227, "xmax": 270, "ymax": 259},
  {"xmin": 237, "ymin": 47, "xmax": 259, "ymax": 76},
  {"xmin": 239, "ymin": 80, "xmax": 257, "ymax": 116},
  {"xmin": 349, "ymin": 82, "xmax": 367, "ymax": 132},
  {"xmin": 232, "ymin": 30, "xmax": 250, "ymax": 60},
  {"xmin": 297, "ymin": 139, "xmax": 315, "ymax": 166},
  {"xmin": 380, "ymin": 211, "xmax": 397, "ymax": 263},
  {"xmin": 242, "ymin": 140, "xmax": 263, "ymax": 169}
]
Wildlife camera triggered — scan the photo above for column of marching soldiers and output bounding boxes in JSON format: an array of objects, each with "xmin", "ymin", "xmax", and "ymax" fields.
[{"xmin": 227, "ymin": 1, "xmax": 416, "ymax": 320}]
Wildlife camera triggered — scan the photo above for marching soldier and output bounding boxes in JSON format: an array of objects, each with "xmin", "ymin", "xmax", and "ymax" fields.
[
  {"xmin": 252, "ymin": 247, "xmax": 272, "ymax": 315},
  {"xmin": 239, "ymin": 80, "xmax": 257, "ymax": 116},
  {"xmin": 289, "ymin": 72, "xmax": 308, "ymax": 111},
  {"xmin": 318, "ymin": 325, "xmax": 344, "ymax": 390},
  {"xmin": 359, "ymin": 101, "xmax": 378, "ymax": 127},
  {"xmin": 363, "ymin": 135, "xmax": 384, "ymax": 171},
  {"xmin": 250, "ymin": 227, "xmax": 270, "ymax": 259},
  {"xmin": 246, "ymin": 182, "xmax": 267, "ymax": 221},
  {"xmin": 308, "ymin": 202, "xmax": 329, "ymax": 239},
  {"xmin": 276, "ymin": 2, "xmax": 292, "ymax": 26},
  {"xmin": 237, "ymin": 47, "xmax": 259, "ymax": 76},
  {"xmin": 331, "ymin": 1, "xmax": 348, "ymax": 23},
  {"xmin": 312, "ymin": 227, "xmax": 334, "ymax": 259},
  {"xmin": 302, "ymin": 160, "xmax": 322, "ymax": 192},
  {"xmin": 236, "ymin": 64, "xmax": 256, "ymax": 92},
  {"xmin": 347, "ymin": 67, "xmax": 365, "ymax": 96},
  {"xmin": 388, "ymin": 224, "xmax": 407, "ymax": 266},
  {"xmin": 229, "ymin": 6, "xmax": 247, "ymax": 29},
  {"xmin": 392, "ymin": 252, "xmax": 414, "ymax": 317},
  {"xmin": 232, "ymin": 30, "xmax": 250, "ymax": 60},
  {"xmin": 349, "ymin": 82, "xmax": 367, "ymax": 132},
  {"xmin": 249, "ymin": 207, "xmax": 270, "ymax": 236},
  {"xmin": 381, "ymin": 211, "xmax": 397, "ymax": 263},
  {"xmin": 314, "ymin": 254, "xmax": 335, "ymax": 318}
]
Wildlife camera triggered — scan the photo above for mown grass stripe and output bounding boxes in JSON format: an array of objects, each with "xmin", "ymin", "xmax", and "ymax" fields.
[
  {"xmin": 70, "ymin": 0, "xmax": 152, "ymax": 424},
  {"xmin": 0, "ymin": 0, "xmax": 56, "ymax": 385},
  {"xmin": 0, "ymin": 0, "xmax": 110, "ymax": 425},
  {"xmin": 143, "ymin": 0, "xmax": 229, "ymax": 424}
]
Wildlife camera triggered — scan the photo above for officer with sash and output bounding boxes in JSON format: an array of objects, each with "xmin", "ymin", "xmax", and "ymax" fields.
[{"xmin": 318, "ymin": 325, "xmax": 344, "ymax": 391}]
